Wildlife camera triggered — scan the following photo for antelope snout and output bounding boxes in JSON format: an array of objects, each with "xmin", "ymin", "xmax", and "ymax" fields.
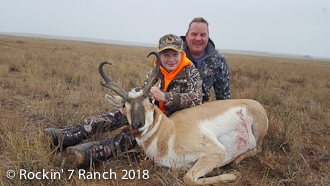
[{"xmin": 132, "ymin": 121, "xmax": 143, "ymax": 129}]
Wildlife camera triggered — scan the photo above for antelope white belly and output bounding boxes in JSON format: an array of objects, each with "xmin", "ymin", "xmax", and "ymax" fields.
[{"xmin": 200, "ymin": 107, "xmax": 256, "ymax": 166}]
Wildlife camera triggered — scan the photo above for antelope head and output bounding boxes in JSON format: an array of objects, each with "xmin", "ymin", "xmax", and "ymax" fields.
[{"xmin": 99, "ymin": 52, "xmax": 162, "ymax": 133}]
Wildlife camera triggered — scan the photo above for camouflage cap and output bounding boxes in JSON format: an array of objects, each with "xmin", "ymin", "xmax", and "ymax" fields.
[{"xmin": 158, "ymin": 34, "xmax": 183, "ymax": 53}]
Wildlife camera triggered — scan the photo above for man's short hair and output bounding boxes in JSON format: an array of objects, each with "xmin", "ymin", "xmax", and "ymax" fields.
[{"xmin": 187, "ymin": 17, "xmax": 209, "ymax": 34}]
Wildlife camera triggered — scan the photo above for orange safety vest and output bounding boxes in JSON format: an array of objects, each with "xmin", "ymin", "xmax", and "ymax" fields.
[{"xmin": 153, "ymin": 52, "xmax": 192, "ymax": 114}]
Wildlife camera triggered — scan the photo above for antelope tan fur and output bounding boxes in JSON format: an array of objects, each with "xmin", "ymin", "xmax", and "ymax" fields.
[{"xmin": 99, "ymin": 52, "xmax": 269, "ymax": 185}]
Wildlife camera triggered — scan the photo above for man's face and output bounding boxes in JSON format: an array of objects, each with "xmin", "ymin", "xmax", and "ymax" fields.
[{"xmin": 186, "ymin": 22, "xmax": 209, "ymax": 58}]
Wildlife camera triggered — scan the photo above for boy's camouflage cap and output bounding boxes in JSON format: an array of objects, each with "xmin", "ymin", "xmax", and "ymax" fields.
[{"xmin": 158, "ymin": 34, "xmax": 183, "ymax": 53}]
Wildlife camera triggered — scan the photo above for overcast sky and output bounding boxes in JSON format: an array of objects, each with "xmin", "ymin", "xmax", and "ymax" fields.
[{"xmin": 1, "ymin": 0, "xmax": 329, "ymax": 59}]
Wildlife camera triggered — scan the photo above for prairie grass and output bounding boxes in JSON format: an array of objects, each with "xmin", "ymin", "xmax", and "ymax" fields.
[{"xmin": 0, "ymin": 35, "xmax": 329, "ymax": 185}]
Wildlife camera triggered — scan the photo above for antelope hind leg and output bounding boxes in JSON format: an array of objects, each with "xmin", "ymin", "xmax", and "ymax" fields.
[
  {"xmin": 184, "ymin": 155, "xmax": 241, "ymax": 186},
  {"xmin": 195, "ymin": 170, "xmax": 242, "ymax": 186},
  {"xmin": 232, "ymin": 148, "xmax": 258, "ymax": 166},
  {"xmin": 232, "ymin": 132, "xmax": 264, "ymax": 166}
]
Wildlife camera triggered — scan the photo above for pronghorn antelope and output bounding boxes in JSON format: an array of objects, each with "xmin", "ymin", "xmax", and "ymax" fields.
[{"xmin": 99, "ymin": 52, "xmax": 268, "ymax": 185}]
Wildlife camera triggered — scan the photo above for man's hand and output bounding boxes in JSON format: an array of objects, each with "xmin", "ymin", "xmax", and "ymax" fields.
[{"xmin": 150, "ymin": 87, "xmax": 166, "ymax": 102}]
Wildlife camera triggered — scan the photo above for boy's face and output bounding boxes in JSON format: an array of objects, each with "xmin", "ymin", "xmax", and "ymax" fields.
[{"xmin": 160, "ymin": 50, "xmax": 182, "ymax": 72}]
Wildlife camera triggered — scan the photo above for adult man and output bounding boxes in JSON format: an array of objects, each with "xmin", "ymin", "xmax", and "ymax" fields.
[{"xmin": 181, "ymin": 17, "xmax": 231, "ymax": 101}]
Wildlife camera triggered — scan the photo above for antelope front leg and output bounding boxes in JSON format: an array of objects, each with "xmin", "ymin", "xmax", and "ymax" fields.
[{"xmin": 184, "ymin": 154, "xmax": 240, "ymax": 186}]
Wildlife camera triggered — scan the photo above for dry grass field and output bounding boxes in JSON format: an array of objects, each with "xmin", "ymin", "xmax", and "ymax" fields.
[{"xmin": 0, "ymin": 34, "xmax": 329, "ymax": 186}]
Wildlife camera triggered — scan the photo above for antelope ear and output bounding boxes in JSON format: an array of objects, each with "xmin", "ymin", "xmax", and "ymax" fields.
[
  {"xmin": 105, "ymin": 94, "xmax": 123, "ymax": 107},
  {"xmin": 149, "ymin": 79, "xmax": 160, "ymax": 104},
  {"xmin": 154, "ymin": 79, "xmax": 161, "ymax": 88}
]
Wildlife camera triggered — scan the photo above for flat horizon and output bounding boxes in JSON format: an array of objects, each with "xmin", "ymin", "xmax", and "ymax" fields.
[{"xmin": 1, "ymin": 32, "xmax": 329, "ymax": 61}]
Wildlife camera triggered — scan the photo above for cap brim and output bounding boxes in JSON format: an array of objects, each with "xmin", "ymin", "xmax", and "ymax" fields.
[{"xmin": 158, "ymin": 46, "xmax": 182, "ymax": 53}]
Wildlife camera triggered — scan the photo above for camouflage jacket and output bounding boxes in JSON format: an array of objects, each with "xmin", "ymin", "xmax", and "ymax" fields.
[
  {"xmin": 143, "ymin": 65, "xmax": 203, "ymax": 117},
  {"xmin": 181, "ymin": 37, "xmax": 231, "ymax": 101}
]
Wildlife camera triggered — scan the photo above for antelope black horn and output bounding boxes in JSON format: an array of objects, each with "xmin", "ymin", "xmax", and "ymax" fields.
[
  {"xmin": 99, "ymin": 61, "xmax": 128, "ymax": 100},
  {"xmin": 144, "ymin": 52, "xmax": 162, "ymax": 94}
]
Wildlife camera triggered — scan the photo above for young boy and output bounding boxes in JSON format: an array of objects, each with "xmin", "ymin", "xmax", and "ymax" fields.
[
  {"xmin": 148, "ymin": 34, "xmax": 202, "ymax": 116},
  {"xmin": 45, "ymin": 34, "xmax": 202, "ymax": 167}
]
